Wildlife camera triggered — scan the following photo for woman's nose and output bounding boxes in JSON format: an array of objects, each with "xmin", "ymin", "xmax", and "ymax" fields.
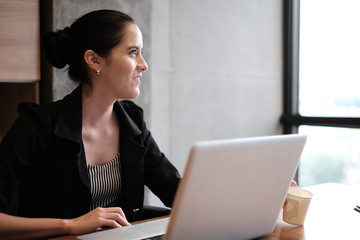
[{"xmin": 138, "ymin": 55, "xmax": 148, "ymax": 72}]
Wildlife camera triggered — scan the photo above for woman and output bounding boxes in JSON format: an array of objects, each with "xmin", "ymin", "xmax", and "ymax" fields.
[{"xmin": 0, "ymin": 9, "xmax": 181, "ymax": 239}]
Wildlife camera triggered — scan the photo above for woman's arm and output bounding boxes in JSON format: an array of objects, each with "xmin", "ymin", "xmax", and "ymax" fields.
[{"xmin": 0, "ymin": 207, "xmax": 130, "ymax": 240}]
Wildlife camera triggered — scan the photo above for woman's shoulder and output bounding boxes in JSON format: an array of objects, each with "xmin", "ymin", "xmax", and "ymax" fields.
[
  {"xmin": 18, "ymin": 100, "xmax": 61, "ymax": 121},
  {"xmin": 0, "ymin": 102, "xmax": 56, "ymax": 145},
  {"xmin": 15, "ymin": 98, "xmax": 70, "ymax": 134},
  {"xmin": 17, "ymin": 102, "xmax": 51, "ymax": 123}
]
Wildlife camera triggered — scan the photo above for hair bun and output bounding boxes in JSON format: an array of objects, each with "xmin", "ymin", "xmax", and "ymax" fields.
[{"xmin": 42, "ymin": 27, "xmax": 71, "ymax": 68}]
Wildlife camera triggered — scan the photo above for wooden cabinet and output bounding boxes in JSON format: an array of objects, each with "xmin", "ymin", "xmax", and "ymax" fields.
[
  {"xmin": 0, "ymin": 0, "xmax": 40, "ymax": 141},
  {"xmin": 0, "ymin": 0, "xmax": 40, "ymax": 81}
]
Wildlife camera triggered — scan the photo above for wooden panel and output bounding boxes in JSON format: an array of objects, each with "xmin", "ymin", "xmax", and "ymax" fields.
[
  {"xmin": 0, "ymin": 82, "xmax": 39, "ymax": 141},
  {"xmin": 0, "ymin": 0, "xmax": 40, "ymax": 82}
]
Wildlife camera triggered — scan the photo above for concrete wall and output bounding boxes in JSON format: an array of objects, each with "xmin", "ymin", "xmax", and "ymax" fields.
[
  {"xmin": 150, "ymin": 0, "xmax": 283, "ymax": 173},
  {"xmin": 148, "ymin": 0, "xmax": 283, "ymax": 206},
  {"xmin": 50, "ymin": 0, "xmax": 283, "ymax": 206}
]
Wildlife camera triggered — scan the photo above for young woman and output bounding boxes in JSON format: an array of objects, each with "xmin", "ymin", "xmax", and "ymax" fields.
[{"xmin": 0, "ymin": 9, "xmax": 180, "ymax": 239}]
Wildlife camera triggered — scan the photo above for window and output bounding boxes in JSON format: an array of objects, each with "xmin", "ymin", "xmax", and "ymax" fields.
[{"xmin": 282, "ymin": 0, "xmax": 360, "ymax": 186}]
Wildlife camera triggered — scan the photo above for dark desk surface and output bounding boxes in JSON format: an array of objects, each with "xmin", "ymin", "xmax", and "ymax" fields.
[{"xmin": 51, "ymin": 183, "xmax": 360, "ymax": 240}]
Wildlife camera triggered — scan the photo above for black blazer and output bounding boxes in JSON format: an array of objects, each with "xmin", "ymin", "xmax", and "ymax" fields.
[{"xmin": 0, "ymin": 85, "xmax": 180, "ymax": 222}]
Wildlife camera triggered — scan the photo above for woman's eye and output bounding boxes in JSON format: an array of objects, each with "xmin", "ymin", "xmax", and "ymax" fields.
[{"xmin": 129, "ymin": 49, "xmax": 137, "ymax": 55}]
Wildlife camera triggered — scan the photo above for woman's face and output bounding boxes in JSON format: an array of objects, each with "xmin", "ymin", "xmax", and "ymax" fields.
[{"xmin": 100, "ymin": 23, "xmax": 148, "ymax": 99}]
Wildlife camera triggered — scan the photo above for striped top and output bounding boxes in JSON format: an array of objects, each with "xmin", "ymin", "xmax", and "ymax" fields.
[{"xmin": 87, "ymin": 153, "xmax": 121, "ymax": 210}]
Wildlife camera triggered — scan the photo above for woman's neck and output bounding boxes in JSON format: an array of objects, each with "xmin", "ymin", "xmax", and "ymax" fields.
[
  {"xmin": 81, "ymin": 84, "xmax": 116, "ymax": 128},
  {"xmin": 81, "ymin": 84, "xmax": 120, "ymax": 166}
]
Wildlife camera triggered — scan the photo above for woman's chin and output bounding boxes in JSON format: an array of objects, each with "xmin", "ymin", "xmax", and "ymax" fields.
[{"xmin": 128, "ymin": 90, "xmax": 140, "ymax": 99}]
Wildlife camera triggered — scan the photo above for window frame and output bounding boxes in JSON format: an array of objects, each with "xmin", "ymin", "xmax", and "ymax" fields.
[{"xmin": 282, "ymin": 0, "xmax": 360, "ymax": 182}]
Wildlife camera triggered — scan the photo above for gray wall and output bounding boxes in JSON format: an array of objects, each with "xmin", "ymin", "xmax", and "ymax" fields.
[
  {"xmin": 149, "ymin": 0, "xmax": 283, "ymax": 206},
  {"xmin": 50, "ymin": 0, "xmax": 283, "ymax": 206}
]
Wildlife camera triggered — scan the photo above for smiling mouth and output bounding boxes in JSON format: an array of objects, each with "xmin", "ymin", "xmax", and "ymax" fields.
[{"xmin": 134, "ymin": 77, "xmax": 141, "ymax": 84}]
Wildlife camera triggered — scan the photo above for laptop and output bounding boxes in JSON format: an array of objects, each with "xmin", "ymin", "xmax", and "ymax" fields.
[{"xmin": 78, "ymin": 134, "xmax": 307, "ymax": 240}]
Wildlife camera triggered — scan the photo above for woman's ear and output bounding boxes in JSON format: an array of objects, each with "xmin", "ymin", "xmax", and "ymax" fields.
[{"xmin": 84, "ymin": 50, "xmax": 103, "ymax": 72}]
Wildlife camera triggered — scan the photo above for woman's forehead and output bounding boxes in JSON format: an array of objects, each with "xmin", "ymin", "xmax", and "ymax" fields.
[{"xmin": 121, "ymin": 24, "xmax": 143, "ymax": 47}]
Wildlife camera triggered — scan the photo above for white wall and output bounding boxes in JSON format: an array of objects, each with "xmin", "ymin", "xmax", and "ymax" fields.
[
  {"xmin": 150, "ymin": 0, "xmax": 283, "ymax": 171},
  {"xmin": 147, "ymin": 0, "xmax": 283, "ymax": 206}
]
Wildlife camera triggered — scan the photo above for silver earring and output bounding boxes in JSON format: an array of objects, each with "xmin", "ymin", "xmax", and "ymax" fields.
[{"xmin": 95, "ymin": 69, "xmax": 101, "ymax": 75}]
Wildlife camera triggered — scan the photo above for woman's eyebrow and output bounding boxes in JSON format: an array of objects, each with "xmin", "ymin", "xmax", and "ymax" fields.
[{"xmin": 127, "ymin": 46, "xmax": 139, "ymax": 50}]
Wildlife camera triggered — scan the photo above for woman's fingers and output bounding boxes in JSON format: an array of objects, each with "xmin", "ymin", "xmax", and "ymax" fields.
[
  {"xmin": 99, "ymin": 218, "xmax": 123, "ymax": 229},
  {"xmin": 100, "ymin": 207, "xmax": 131, "ymax": 226},
  {"xmin": 93, "ymin": 207, "xmax": 130, "ymax": 227},
  {"xmin": 67, "ymin": 207, "xmax": 131, "ymax": 235},
  {"xmin": 104, "ymin": 213, "xmax": 131, "ymax": 227},
  {"xmin": 106, "ymin": 207, "xmax": 128, "ymax": 220},
  {"xmin": 290, "ymin": 180, "xmax": 298, "ymax": 187}
]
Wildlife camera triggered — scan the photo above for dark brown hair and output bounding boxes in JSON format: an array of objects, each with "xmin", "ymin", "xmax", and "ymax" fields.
[{"xmin": 42, "ymin": 9, "xmax": 134, "ymax": 85}]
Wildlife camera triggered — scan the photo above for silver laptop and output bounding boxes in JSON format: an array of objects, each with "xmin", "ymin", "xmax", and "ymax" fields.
[{"xmin": 78, "ymin": 134, "xmax": 307, "ymax": 240}]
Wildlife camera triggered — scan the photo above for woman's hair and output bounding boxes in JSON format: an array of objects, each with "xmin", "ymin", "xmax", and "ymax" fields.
[{"xmin": 42, "ymin": 9, "xmax": 135, "ymax": 85}]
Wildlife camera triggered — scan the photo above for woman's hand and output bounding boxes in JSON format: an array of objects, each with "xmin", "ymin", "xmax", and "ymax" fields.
[
  {"xmin": 65, "ymin": 207, "xmax": 131, "ymax": 235},
  {"xmin": 0, "ymin": 207, "xmax": 130, "ymax": 239}
]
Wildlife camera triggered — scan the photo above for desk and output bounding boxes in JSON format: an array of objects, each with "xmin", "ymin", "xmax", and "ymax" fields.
[
  {"xmin": 51, "ymin": 183, "xmax": 360, "ymax": 240},
  {"xmin": 263, "ymin": 183, "xmax": 360, "ymax": 239}
]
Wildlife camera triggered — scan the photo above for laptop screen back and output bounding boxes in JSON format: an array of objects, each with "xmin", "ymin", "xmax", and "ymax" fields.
[{"xmin": 165, "ymin": 134, "xmax": 306, "ymax": 240}]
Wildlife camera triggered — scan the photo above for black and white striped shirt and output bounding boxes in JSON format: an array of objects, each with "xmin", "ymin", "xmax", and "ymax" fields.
[{"xmin": 87, "ymin": 153, "xmax": 121, "ymax": 210}]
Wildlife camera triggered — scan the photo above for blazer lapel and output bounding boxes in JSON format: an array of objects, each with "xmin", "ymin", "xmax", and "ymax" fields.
[
  {"xmin": 114, "ymin": 101, "xmax": 147, "ymax": 170},
  {"xmin": 114, "ymin": 101, "xmax": 147, "ymax": 215}
]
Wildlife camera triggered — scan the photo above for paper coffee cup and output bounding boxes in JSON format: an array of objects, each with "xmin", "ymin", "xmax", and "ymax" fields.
[{"xmin": 283, "ymin": 187, "xmax": 313, "ymax": 225}]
